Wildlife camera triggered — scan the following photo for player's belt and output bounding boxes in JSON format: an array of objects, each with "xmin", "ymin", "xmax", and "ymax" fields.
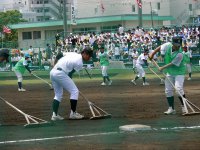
[
  {"xmin": 57, "ymin": 68, "xmax": 62, "ymax": 71},
  {"xmin": 57, "ymin": 67, "xmax": 68, "ymax": 75}
]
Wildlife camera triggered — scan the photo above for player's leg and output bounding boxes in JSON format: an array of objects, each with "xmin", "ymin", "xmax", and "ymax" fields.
[
  {"xmin": 14, "ymin": 70, "xmax": 25, "ymax": 92},
  {"xmin": 131, "ymin": 64, "xmax": 140, "ymax": 85},
  {"xmin": 141, "ymin": 67, "xmax": 149, "ymax": 86},
  {"xmin": 164, "ymin": 75, "xmax": 176, "ymax": 115},
  {"xmin": 101, "ymin": 66, "xmax": 107, "ymax": 85},
  {"xmin": 104, "ymin": 66, "xmax": 112, "ymax": 85},
  {"xmin": 133, "ymin": 59, "xmax": 136, "ymax": 72},
  {"xmin": 59, "ymin": 75, "xmax": 84, "ymax": 119},
  {"xmin": 50, "ymin": 70, "xmax": 64, "ymax": 121},
  {"xmin": 175, "ymin": 75, "xmax": 186, "ymax": 114},
  {"xmin": 187, "ymin": 63, "xmax": 192, "ymax": 80}
]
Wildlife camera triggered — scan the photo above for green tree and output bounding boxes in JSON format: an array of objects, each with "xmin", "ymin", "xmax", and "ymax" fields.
[{"xmin": 0, "ymin": 10, "xmax": 27, "ymax": 47}]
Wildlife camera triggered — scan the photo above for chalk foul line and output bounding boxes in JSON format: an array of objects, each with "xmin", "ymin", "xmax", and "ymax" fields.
[{"xmin": 0, "ymin": 131, "xmax": 118, "ymax": 145}]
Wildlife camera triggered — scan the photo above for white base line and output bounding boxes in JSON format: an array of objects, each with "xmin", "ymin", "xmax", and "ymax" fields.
[
  {"xmin": 0, "ymin": 132, "xmax": 118, "ymax": 145},
  {"xmin": 1, "ymin": 125, "xmax": 200, "ymax": 145}
]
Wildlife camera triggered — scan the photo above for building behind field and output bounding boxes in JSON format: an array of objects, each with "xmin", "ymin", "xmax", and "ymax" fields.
[{"xmin": 6, "ymin": 0, "xmax": 200, "ymax": 48}]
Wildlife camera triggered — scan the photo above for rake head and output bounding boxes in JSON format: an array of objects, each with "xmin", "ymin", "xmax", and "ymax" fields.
[
  {"xmin": 182, "ymin": 112, "xmax": 200, "ymax": 116},
  {"xmin": 24, "ymin": 121, "xmax": 54, "ymax": 128},
  {"xmin": 90, "ymin": 114, "xmax": 112, "ymax": 120},
  {"xmin": 88, "ymin": 101, "xmax": 112, "ymax": 120}
]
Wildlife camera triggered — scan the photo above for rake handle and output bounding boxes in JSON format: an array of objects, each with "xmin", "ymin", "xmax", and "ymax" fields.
[
  {"xmin": 0, "ymin": 96, "xmax": 27, "ymax": 116},
  {"xmin": 84, "ymin": 68, "xmax": 92, "ymax": 79},
  {"xmin": 152, "ymin": 59, "xmax": 185, "ymax": 99},
  {"xmin": 148, "ymin": 66, "xmax": 164, "ymax": 81},
  {"xmin": 32, "ymin": 73, "xmax": 52, "ymax": 87}
]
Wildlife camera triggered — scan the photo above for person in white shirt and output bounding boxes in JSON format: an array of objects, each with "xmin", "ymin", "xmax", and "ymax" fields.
[
  {"xmin": 118, "ymin": 25, "xmax": 124, "ymax": 35},
  {"xmin": 131, "ymin": 49, "xmax": 139, "ymax": 71},
  {"xmin": 50, "ymin": 48, "xmax": 93, "ymax": 121},
  {"xmin": 131, "ymin": 50, "xmax": 150, "ymax": 86},
  {"xmin": 114, "ymin": 41, "xmax": 121, "ymax": 60}
]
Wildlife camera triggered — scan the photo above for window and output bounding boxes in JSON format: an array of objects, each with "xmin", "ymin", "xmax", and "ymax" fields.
[
  {"xmin": 33, "ymin": 31, "xmax": 41, "ymax": 39},
  {"xmin": 132, "ymin": 5, "xmax": 135, "ymax": 12},
  {"xmin": 44, "ymin": 8, "xmax": 49, "ymax": 12},
  {"xmin": 44, "ymin": 0, "xmax": 49, "ymax": 4},
  {"xmin": 157, "ymin": 2, "xmax": 160, "ymax": 10},
  {"xmin": 189, "ymin": 4, "xmax": 192, "ymax": 11},
  {"xmin": 22, "ymin": 32, "xmax": 32, "ymax": 40}
]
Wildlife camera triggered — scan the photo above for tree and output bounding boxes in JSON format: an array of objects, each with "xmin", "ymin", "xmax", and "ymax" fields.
[{"xmin": 0, "ymin": 10, "xmax": 27, "ymax": 46}]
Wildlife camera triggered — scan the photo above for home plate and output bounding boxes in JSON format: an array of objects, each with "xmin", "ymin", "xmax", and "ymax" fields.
[{"xmin": 119, "ymin": 124, "xmax": 151, "ymax": 132}]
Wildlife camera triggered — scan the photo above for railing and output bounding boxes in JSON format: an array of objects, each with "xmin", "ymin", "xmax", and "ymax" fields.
[{"xmin": 176, "ymin": 1, "xmax": 200, "ymax": 25}]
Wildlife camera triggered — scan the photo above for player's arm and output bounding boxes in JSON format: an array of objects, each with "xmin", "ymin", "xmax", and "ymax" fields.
[
  {"xmin": 68, "ymin": 69, "xmax": 76, "ymax": 79},
  {"xmin": 23, "ymin": 60, "xmax": 32, "ymax": 73},
  {"xmin": 159, "ymin": 53, "xmax": 183, "ymax": 71},
  {"xmin": 148, "ymin": 46, "xmax": 161, "ymax": 60}
]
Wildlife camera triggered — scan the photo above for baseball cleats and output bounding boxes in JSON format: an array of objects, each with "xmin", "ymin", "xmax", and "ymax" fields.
[
  {"xmin": 18, "ymin": 88, "xmax": 26, "ymax": 92},
  {"xmin": 101, "ymin": 82, "xmax": 106, "ymax": 86},
  {"xmin": 108, "ymin": 80, "xmax": 112, "ymax": 85},
  {"xmin": 164, "ymin": 107, "xmax": 176, "ymax": 115},
  {"xmin": 187, "ymin": 77, "xmax": 191, "ymax": 81},
  {"xmin": 131, "ymin": 80, "xmax": 137, "ymax": 85},
  {"xmin": 69, "ymin": 111, "xmax": 84, "ymax": 120},
  {"xmin": 143, "ymin": 82, "xmax": 150, "ymax": 86},
  {"xmin": 51, "ymin": 113, "xmax": 64, "ymax": 121}
]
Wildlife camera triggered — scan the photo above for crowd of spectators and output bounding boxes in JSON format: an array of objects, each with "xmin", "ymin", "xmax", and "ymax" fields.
[{"xmin": 10, "ymin": 25, "xmax": 200, "ymax": 69}]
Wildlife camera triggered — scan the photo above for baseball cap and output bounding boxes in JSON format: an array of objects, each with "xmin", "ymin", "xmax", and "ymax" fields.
[
  {"xmin": 24, "ymin": 53, "xmax": 30, "ymax": 58},
  {"xmin": 172, "ymin": 37, "xmax": 182, "ymax": 46},
  {"xmin": 0, "ymin": 49, "xmax": 10, "ymax": 62}
]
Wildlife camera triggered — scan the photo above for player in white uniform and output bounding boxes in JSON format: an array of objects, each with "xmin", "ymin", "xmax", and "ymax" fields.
[
  {"xmin": 50, "ymin": 48, "xmax": 93, "ymax": 121},
  {"xmin": 131, "ymin": 50, "xmax": 150, "ymax": 86},
  {"xmin": 131, "ymin": 49, "xmax": 138, "ymax": 72},
  {"xmin": 183, "ymin": 46, "xmax": 192, "ymax": 80},
  {"xmin": 149, "ymin": 37, "xmax": 187, "ymax": 115}
]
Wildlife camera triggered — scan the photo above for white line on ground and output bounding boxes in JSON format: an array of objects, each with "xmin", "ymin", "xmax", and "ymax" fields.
[
  {"xmin": 1, "ymin": 125, "xmax": 200, "ymax": 145},
  {"xmin": 0, "ymin": 132, "xmax": 118, "ymax": 145}
]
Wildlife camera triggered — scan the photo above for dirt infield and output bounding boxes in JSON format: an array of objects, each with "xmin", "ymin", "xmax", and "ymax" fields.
[{"xmin": 0, "ymin": 78, "xmax": 200, "ymax": 149}]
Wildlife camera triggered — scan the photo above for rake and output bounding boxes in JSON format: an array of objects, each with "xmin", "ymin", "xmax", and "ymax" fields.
[
  {"xmin": 79, "ymin": 91, "xmax": 111, "ymax": 120},
  {"xmin": 152, "ymin": 59, "xmax": 200, "ymax": 116},
  {"xmin": 32, "ymin": 73, "xmax": 53, "ymax": 90},
  {"xmin": 0, "ymin": 96, "xmax": 52, "ymax": 128},
  {"xmin": 148, "ymin": 66, "xmax": 165, "ymax": 85}
]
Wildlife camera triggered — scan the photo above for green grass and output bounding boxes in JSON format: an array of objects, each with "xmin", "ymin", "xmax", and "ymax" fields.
[{"xmin": 0, "ymin": 68, "xmax": 199, "ymax": 86}]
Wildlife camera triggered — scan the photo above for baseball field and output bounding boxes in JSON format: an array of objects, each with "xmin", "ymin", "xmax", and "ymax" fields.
[{"xmin": 0, "ymin": 68, "xmax": 200, "ymax": 150}]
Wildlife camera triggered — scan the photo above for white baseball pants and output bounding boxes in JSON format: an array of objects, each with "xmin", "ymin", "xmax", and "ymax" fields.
[
  {"xmin": 136, "ymin": 64, "xmax": 145, "ymax": 78},
  {"xmin": 165, "ymin": 74, "xmax": 185, "ymax": 97},
  {"xmin": 101, "ymin": 66, "xmax": 108, "ymax": 76},
  {"xmin": 186, "ymin": 63, "xmax": 192, "ymax": 73},
  {"xmin": 14, "ymin": 70, "xmax": 23, "ymax": 82},
  {"xmin": 50, "ymin": 69, "xmax": 79, "ymax": 102}
]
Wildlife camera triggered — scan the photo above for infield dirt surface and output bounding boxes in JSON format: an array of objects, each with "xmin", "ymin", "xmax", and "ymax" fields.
[{"xmin": 0, "ymin": 77, "xmax": 200, "ymax": 150}]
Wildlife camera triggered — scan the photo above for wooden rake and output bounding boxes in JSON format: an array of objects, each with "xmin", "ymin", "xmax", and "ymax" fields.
[
  {"xmin": 152, "ymin": 59, "xmax": 200, "ymax": 116},
  {"xmin": 79, "ymin": 91, "xmax": 111, "ymax": 120},
  {"xmin": 148, "ymin": 66, "xmax": 165, "ymax": 85},
  {"xmin": 0, "ymin": 96, "xmax": 52, "ymax": 128},
  {"xmin": 31, "ymin": 73, "xmax": 53, "ymax": 90}
]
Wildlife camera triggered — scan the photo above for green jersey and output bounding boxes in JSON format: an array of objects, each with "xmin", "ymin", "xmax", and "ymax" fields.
[
  {"xmin": 99, "ymin": 52, "xmax": 109, "ymax": 66},
  {"xmin": 14, "ymin": 58, "xmax": 29, "ymax": 74},
  {"xmin": 161, "ymin": 42, "xmax": 186, "ymax": 75}
]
